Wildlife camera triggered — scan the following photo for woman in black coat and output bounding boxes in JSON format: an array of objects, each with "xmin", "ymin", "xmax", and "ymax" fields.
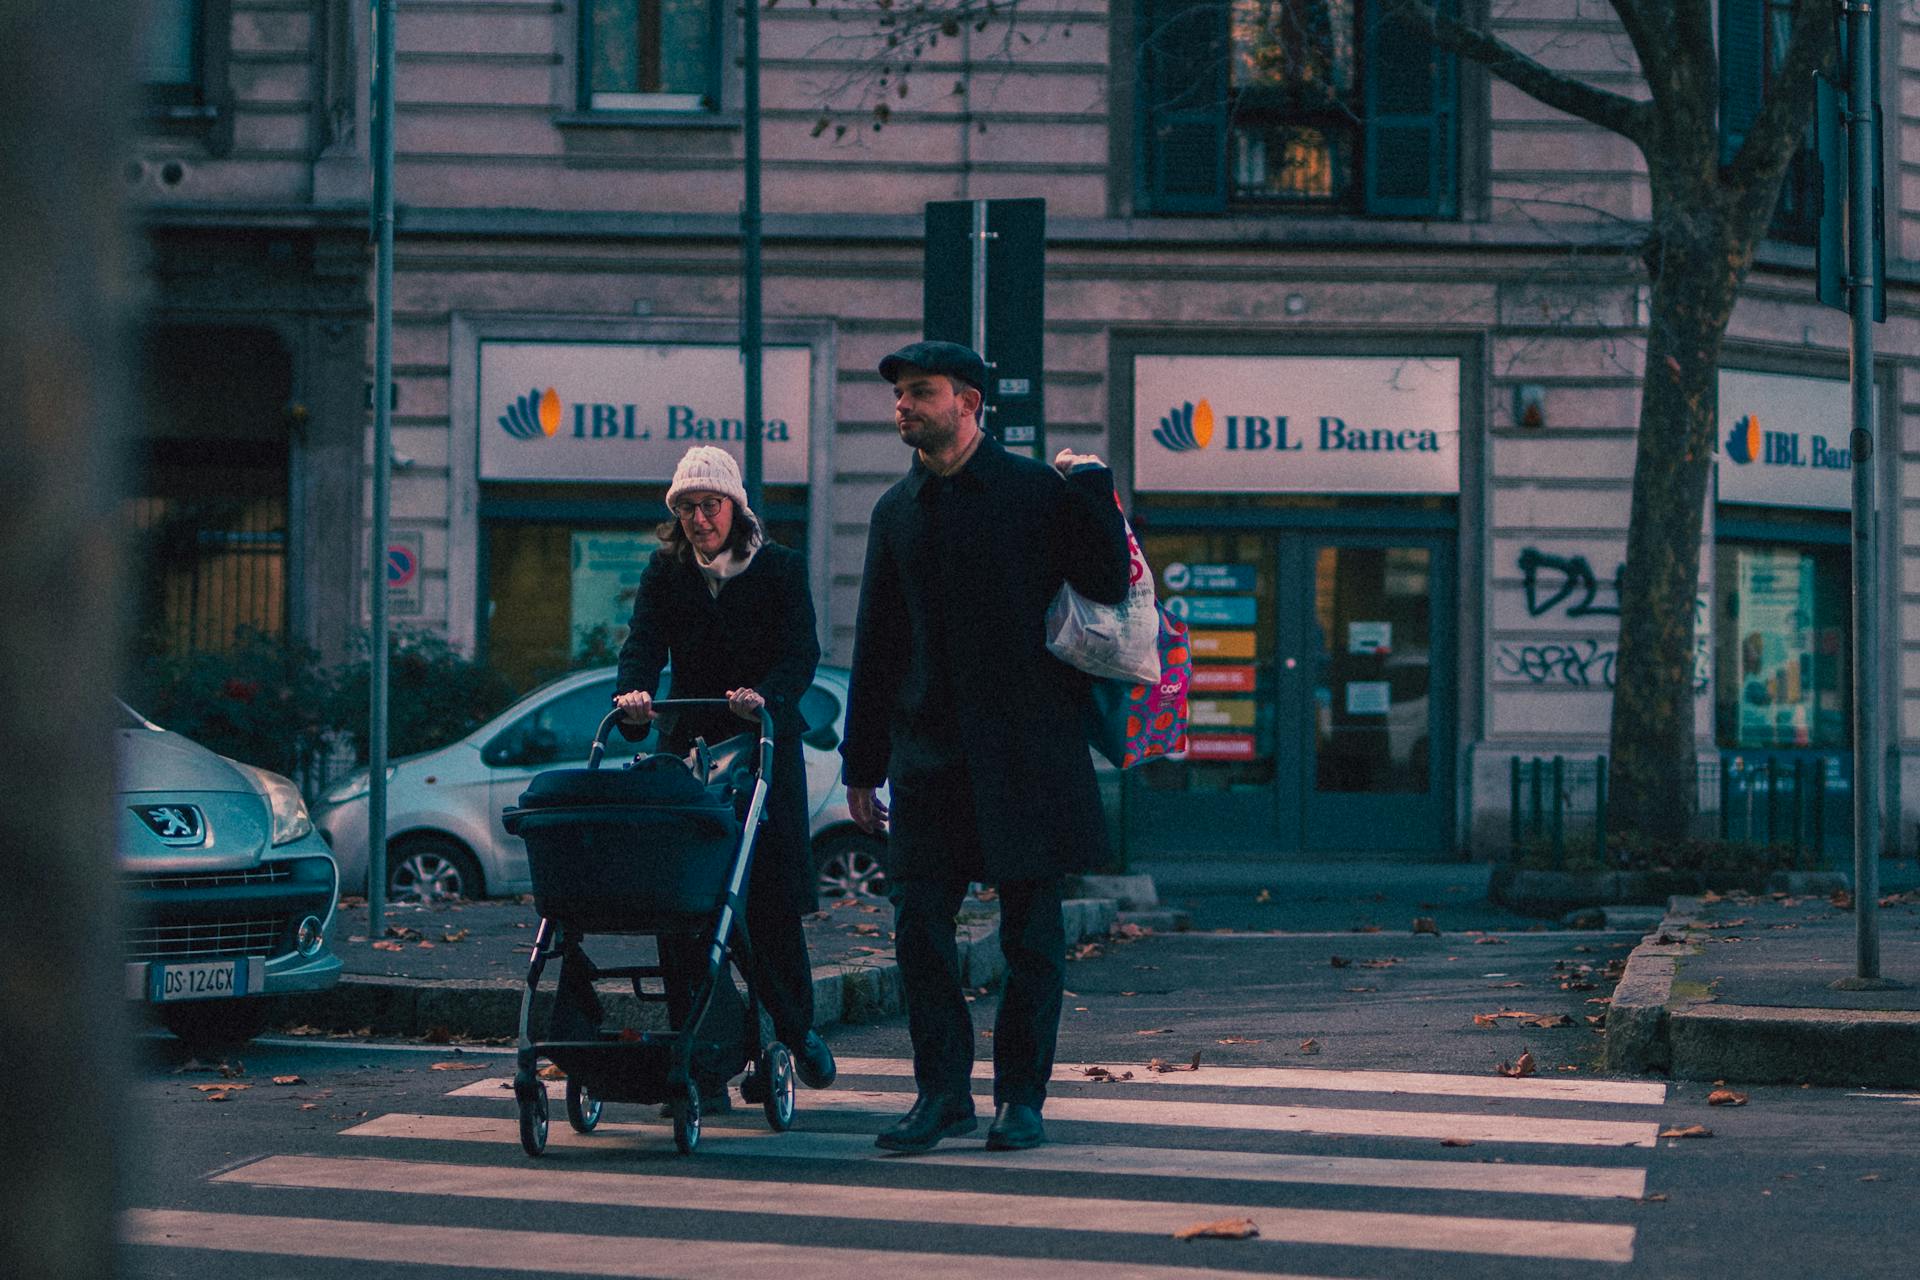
[{"xmin": 613, "ymin": 446, "xmax": 836, "ymax": 1105}]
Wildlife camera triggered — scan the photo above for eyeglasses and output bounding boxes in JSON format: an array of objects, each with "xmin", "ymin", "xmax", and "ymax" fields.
[{"xmin": 671, "ymin": 497, "xmax": 727, "ymax": 520}]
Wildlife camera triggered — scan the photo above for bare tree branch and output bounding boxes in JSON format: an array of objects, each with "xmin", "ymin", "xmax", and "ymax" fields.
[{"xmin": 1403, "ymin": 1, "xmax": 1655, "ymax": 148}]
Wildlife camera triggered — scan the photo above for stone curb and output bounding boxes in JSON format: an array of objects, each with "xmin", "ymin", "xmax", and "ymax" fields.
[
  {"xmin": 1603, "ymin": 893, "xmax": 1920, "ymax": 1086},
  {"xmin": 277, "ymin": 897, "xmax": 1121, "ymax": 1042},
  {"xmin": 1601, "ymin": 898, "xmax": 1700, "ymax": 1075}
]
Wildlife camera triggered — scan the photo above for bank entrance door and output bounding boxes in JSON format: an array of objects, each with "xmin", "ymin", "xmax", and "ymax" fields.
[
  {"xmin": 1279, "ymin": 535, "xmax": 1453, "ymax": 852},
  {"xmin": 1132, "ymin": 526, "xmax": 1453, "ymax": 856}
]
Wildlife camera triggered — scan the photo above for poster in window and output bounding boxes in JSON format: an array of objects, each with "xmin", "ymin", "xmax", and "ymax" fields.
[
  {"xmin": 570, "ymin": 532, "xmax": 657, "ymax": 662},
  {"xmin": 1734, "ymin": 549, "xmax": 1813, "ymax": 748}
]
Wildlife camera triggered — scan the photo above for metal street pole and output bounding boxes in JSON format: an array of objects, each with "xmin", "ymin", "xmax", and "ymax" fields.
[
  {"xmin": 740, "ymin": 0, "xmax": 764, "ymax": 512},
  {"xmin": 367, "ymin": 0, "xmax": 396, "ymax": 939},
  {"xmin": 1843, "ymin": 0, "xmax": 1883, "ymax": 984}
]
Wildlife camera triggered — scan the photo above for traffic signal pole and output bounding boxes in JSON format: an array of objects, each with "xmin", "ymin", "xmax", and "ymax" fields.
[{"xmin": 367, "ymin": 0, "xmax": 396, "ymax": 939}]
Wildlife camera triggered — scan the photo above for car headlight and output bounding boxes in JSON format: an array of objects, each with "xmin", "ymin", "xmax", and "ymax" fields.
[
  {"xmin": 234, "ymin": 762, "xmax": 316, "ymax": 845},
  {"xmin": 321, "ymin": 766, "xmax": 393, "ymax": 806}
]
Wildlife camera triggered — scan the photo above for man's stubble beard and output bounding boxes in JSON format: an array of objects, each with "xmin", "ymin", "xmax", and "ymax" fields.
[{"xmin": 899, "ymin": 401, "xmax": 962, "ymax": 452}]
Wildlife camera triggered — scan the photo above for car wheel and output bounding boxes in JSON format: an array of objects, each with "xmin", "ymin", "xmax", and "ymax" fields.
[
  {"xmin": 388, "ymin": 835, "xmax": 483, "ymax": 904},
  {"xmin": 813, "ymin": 829, "xmax": 889, "ymax": 900},
  {"xmin": 160, "ymin": 997, "xmax": 272, "ymax": 1051}
]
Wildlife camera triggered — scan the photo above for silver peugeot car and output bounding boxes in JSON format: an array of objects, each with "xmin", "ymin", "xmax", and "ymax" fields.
[
  {"xmin": 313, "ymin": 664, "xmax": 890, "ymax": 904},
  {"xmin": 118, "ymin": 701, "xmax": 342, "ymax": 1048}
]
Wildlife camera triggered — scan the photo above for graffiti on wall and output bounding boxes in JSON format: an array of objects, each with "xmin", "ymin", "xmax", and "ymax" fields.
[
  {"xmin": 1518, "ymin": 548, "xmax": 1621, "ymax": 618},
  {"xmin": 1500, "ymin": 548, "xmax": 1709, "ymax": 694}
]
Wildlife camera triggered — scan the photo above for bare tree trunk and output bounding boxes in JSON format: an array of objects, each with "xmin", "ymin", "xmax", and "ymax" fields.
[
  {"xmin": 0, "ymin": 2, "xmax": 138, "ymax": 1277},
  {"xmin": 1608, "ymin": 207, "xmax": 1742, "ymax": 841}
]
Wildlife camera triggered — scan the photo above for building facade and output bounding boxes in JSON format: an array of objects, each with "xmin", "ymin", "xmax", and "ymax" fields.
[{"xmin": 133, "ymin": 0, "xmax": 1920, "ymax": 860}]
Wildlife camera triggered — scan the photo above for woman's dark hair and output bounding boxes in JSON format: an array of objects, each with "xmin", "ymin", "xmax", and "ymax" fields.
[{"xmin": 655, "ymin": 498, "xmax": 763, "ymax": 561}]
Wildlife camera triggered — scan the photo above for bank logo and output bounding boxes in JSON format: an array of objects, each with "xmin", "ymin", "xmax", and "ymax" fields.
[
  {"xmin": 1153, "ymin": 400, "xmax": 1215, "ymax": 452},
  {"xmin": 1726, "ymin": 414, "xmax": 1760, "ymax": 465},
  {"xmin": 500, "ymin": 387, "xmax": 563, "ymax": 440}
]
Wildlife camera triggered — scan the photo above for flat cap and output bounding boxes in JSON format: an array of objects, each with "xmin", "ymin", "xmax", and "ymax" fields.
[{"xmin": 878, "ymin": 340, "xmax": 988, "ymax": 393}]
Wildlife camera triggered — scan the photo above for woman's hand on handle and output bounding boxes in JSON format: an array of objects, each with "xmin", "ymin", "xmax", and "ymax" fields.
[
  {"xmin": 725, "ymin": 687, "xmax": 766, "ymax": 722},
  {"xmin": 847, "ymin": 786, "xmax": 889, "ymax": 835},
  {"xmin": 613, "ymin": 689, "xmax": 656, "ymax": 725}
]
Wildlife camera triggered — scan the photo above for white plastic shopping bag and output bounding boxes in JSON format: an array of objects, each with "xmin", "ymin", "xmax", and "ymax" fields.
[{"xmin": 1045, "ymin": 497, "xmax": 1160, "ymax": 684}]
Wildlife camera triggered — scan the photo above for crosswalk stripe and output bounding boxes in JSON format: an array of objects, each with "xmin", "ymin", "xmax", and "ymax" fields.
[
  {"xmin": 215, "ymin": 1155, "xmax": 1638, "ymax": 1263},
  {"xmin": 447, "ymin": 1079, "xmax": 1659, "ymax": 1148},
  {"xmin": 834, "ymin": 1057, "xmax": 1667, "ymax": 1106},
  {"xmin": 122, "ymin": 1208, "xmax": 1321, "ymax": 1280},
  {"xmin": 343, "ymin": 1112, "xmax": 1650, "ymax": 1199}
]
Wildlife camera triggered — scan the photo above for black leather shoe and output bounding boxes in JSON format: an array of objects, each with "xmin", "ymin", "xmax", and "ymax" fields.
[
  {"xmin": 738, "ymin": 1068, "xmax": 768, "ymax": 1104},
  {"xmin": 985, "ymin": 1103, "xmax": 1046, "ymax": 1151},
  {"xmin": 793, "ymin": 1031, "xmax": 837, "ymax": 1090},
  {"xmin": 874, "ymin": 1093, "xmax": 976, "ymax": 1152}
]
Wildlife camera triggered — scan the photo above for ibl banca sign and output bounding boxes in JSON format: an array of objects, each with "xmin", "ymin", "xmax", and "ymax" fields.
[
  {"xmin": 1716, "ymin": 369, "xmax": 1851, "ymax": 511},
  {"xmin": 479, "ymin": 341, "xmax": 812, "ymax": 483},
  {"xmin": 1134, "ymin": 355, "xmax": 1460, "ymax": 494}
]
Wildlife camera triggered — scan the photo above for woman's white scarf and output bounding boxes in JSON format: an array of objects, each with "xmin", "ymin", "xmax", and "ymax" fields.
[{"xmin": 695, "ymin": 531, "xmax": 762, "ymax": 597}]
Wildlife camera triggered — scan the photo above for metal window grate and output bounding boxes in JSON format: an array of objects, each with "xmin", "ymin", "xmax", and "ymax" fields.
[
  {"xmin": 124, "ymin": 865, "xmax": 294, "ymax": 892},
  {"xmin": 124, "ymin": 917, "xmax": 283, "ymax": 962}
]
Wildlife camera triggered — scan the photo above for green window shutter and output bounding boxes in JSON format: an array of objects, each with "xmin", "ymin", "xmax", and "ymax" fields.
[
  {"xmin": 1364, "ymin": 0, "xmax": 1459, "ymax": 217},
  {"xmin": 1137, "ymin": 0, "xmax": 1229, "ymax": 213},
  {"xmin": 1719, "ymin": 0, "xmax": 1766, "ymax": 164}
]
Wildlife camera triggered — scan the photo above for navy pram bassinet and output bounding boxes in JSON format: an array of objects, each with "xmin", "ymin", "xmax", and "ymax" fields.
[{"xmin": 499, "ymin": 701, "xmax": 798, "ymax": 1156}]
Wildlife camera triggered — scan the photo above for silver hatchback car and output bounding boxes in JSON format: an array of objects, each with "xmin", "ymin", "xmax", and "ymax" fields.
[
  {"xmin": 118, "ymin": 702, "xmax": 342, "ymax": 1048},
  {"xmin": 313, "ymin": 665, "xmax": 889, "ymax": 904}
]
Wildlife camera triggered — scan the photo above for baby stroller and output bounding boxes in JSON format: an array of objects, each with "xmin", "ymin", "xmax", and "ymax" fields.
[{"xmin": 500, "ymin": 699, "xmax": 794, "ymax": 1156}]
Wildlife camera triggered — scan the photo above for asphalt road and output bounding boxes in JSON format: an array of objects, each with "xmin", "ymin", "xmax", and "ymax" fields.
[{"xmin": 123, "ymin": 926, "xmax": 1918, "ymax": 1279}]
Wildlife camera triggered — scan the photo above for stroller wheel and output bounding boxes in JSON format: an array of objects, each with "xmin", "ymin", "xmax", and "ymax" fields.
[
  {"xmin": 670, "ymin": 1086, "xmax": 701, "ymax": 1154},
  {"xmin": 516, "ymin": 1082, "xmax": 550, "ymax": 1157},
  {"xmin": 565, "ymin": 1079, "xmax": 602, "ymax": 1133},
  {"xmin": 760, "ymin": 1042, "xmax": 796, "ymax": 1133}
]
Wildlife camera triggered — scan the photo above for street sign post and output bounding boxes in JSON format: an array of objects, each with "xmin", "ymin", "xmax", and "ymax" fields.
[{"xmin": 923, "ymin": 198, "xmax": 1046, "ymax": 457}]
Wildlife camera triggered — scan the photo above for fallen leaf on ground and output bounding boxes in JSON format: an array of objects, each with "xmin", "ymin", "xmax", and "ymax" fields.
[
  {"xmin": 1659, "ymin": 1124, "xmax": 1713, "ymax": 1139},
  {"xmin": 203, "ymin": 1091, "xmax": 236, "ymax": 1102},
  {"xmin": 1528, "ymin": 1013, "xmax": 1576, "ymax": 1028},
  {"xmin": 1345, "ymin": 985, "xmax": 1379, "ymax": 993},
  {"xmin": 1412, "ymin": 917, "xmax": 1440, "ymax": 935},
  {"xmin": 1329, "ymin": 955, "xmax": 1352, "ymax": 968},
  {"xmin": 441, "ymin": 928, "xmax": 470, "ymax": 942},
  {"xmin": 299, "ymin": 1103, "xmax": 317, "ymax": 1111},
  {"xmin": 1358, "ymin": 957, "xmax": 1401, "ymax": 969},
  {"xmin": 1135, "ymin": 1027, "xmax": 1174, "ymax": 1036},
  {"xmin": 415, "ymin": 940, "xmax": 435, "ymax": 949},
  {"xmin": 429, "ymin": 1061, "xmax": 482, "ymax": 1072},
  {"xmin": 537, "ymin": 1064, "xmax": 567, "ymax": 1080},
  {"xmin": 371, "ymin": 940, "xmax": 404, "ymax": 952},
  {"xmin": 1070, "ymin": 943, "xmax": 1104, "ymax": 961},
  {"xmin": 421, "ymin": 1025, "xmax": 455, "ymax": 1045},
  {"xmin": 1640, "ymin": 1193, "xmax": 1669, "ymax": 1203},
  {"xmin": 1298, "ymin": 1038, "xmax": 1322, "ymax": 1055},
  {"xmin": 1495, "ymin": 1052, "xmax": 1536, "ymax": 1078},
  {"xmin": 1255, "ymin": 888, "xmax": 1272, "ymax": 904},
  {"xmin": 1173, "ymin": 1218, "xmax": 1259, "ymax": 1241},
  {"xmin": 1474, "ymin": 936, "xmax": 1507, "ymax": 946},
  {"xmin": 217, "ymin": 1062, "xmax": 247, "ymax": 1079},
  {"xmin": 1440, "ymin": 1137, "xmax": 1474, "ymax": 1147},
  {"xmin": 1112, "ymin": 922, "xmax": 1153, "ymax": 942},
  {"xmin": 1147, "ymin": 1052, "xmax": 1203, "ymax": 1074},
  {"xmin": 384, "ymin": 925, "xmax": 422, "ymax": 940},
  {"xmin": 1860, "ymin": 1173, "xmax": 1885, "ymax": 1182},
  {"xmin": 1217, "ymin": 1037, "xmax": 1264, "ymax": 1045},
  {"xmin": 1491, "ymin": 982, "xmax": 1527, "ymax": 989},
  {"xmin": 1831, "ymin": 890, "xmax": 1855, "ymax": 910},
  {"xmin": 282, "ymin": 1025, "xmax": 325, "ymax": 1037},
  {"xmin": 1081, "ymin": 1066, "xmax": 1134, "ymax": 1082},
  {"xmin": 270, "ymin": 1075, "xmax": 303, "ymax": 1086},
  {"xmin": 1707, "ymin": 1089, "xmax": 1748, "ymax": 1106},
  {"xmin": 192, "ymin": 1083, "xmax": 249, "ymax": 1093},
  {"xmin": 1473, "ymin": 1010, "xmax": 1541, "ymax": 1026}
]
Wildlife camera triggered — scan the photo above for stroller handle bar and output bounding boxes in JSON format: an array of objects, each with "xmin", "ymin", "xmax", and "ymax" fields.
[{"xmin": 588, "ymin": 699, "xmax": 775, "ymax": 775}]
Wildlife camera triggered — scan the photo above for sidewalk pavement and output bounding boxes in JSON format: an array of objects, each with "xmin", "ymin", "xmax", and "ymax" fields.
[
  {"xmin": 1606, "ymin": 859, "xmax": 1920, "ymax": 1087},
  {"xmin": 276, "ymin": 882, "xmax": 1133, "ymax": 1042}
]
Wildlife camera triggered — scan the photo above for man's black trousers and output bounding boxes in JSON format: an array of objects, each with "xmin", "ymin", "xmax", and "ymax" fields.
[{"xmin": 894, "ymin": 875, "xmax": 1065, "ymax": 1109}]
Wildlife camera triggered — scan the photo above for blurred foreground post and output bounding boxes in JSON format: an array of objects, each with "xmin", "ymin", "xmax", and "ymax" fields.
[{"xmin": 0, "ymin": 1, "xmax": 138, "ymax": 1276}]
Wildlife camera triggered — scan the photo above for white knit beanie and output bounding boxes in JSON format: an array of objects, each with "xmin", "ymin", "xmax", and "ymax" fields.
[{"xmin": 665, "ymin": 445, "xmax": 753, "ymax": 522}]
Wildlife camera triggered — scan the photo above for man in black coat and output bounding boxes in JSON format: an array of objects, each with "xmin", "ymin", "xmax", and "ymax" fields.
[{"xmin": 842, "ymin": 341, "xmax": 1130, "ymax": 1152}]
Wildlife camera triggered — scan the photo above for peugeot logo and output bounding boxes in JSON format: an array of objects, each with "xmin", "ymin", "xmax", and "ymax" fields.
[{"xmin": 135, "ymin": 804, "xmax": 205, "ymax": 845}]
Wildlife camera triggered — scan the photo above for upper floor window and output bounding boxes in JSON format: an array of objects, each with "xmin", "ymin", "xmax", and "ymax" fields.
[
  {"xmin": 1719, "ymin": 0, "xmax": 1819, "ymax": 244},
  {"xmin": 1139, "ymin": 0, "xmax": 1458, "ymax": 216},
  {"xmin": 583, "ymin": 0, "xmax": 721, "ymax": 111},
  {"xmin": 144, "ymin": 0, "xmax": 199, "ymax": 95}
]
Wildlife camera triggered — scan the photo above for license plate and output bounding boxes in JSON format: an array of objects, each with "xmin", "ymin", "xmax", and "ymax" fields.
[{"xmin": 150, "ymin": 959, "xmax": 246, "ymax": 1003}]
